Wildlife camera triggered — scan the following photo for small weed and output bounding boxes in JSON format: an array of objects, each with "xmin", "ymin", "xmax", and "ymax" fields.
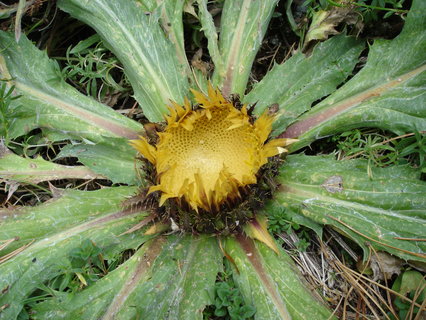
[
  {"xmin": 267, "ymin": 206, "xmax": 313, "ymax": 251},
  {"xmin": 392, "ymin": 131, "xmax": 426, "ymax": 173},
  {"xmin": 333, "ymin": 129, "xmax": 426, "ymax": 173},
  {"xmin": 8, "ymin": 133, "xmax": 57, "ymax": 159},
  {"xmin": 54, "ymin": 240, "xmax": 134, "ymax": 291},
  {"xmin": 295, "ymin": 237, "xmax": 310, "ymax": 252},
  {"xmin": 47, "ymin": 239, "xmax": 107, "ymax": 293},
  {"xmin": 388, "ymin": 270, "xmax": 426, "ymax": 320},
  {"xmin": 210, "ymin": 281, "xmax": 256, "ymax": 320},
  {"xmin": 267, "ymin": 208, "xmax": 312, "ymax": 252},
  {"xmin": 268, "ymin": 210, "xmax": 300, "ymax": 235},
  {"xmin": 204, "ymin": 261, "xmax": 256, "ymax": 320},
  {"xmin": 333, "ymin": 129, "xmax": 398, "ymax": 166},
  {"xmin": 17, "ymin": 240, "xmax": 135, "ymax": 319},
  {"xmin": 58, "ymin": 34, "xmax": 130, "ymax": 102}
]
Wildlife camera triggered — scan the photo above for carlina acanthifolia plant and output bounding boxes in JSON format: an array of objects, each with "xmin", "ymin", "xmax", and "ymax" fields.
[{"xmin": 0, "ymin": 0, "xmax": 425, "ymax": 319}]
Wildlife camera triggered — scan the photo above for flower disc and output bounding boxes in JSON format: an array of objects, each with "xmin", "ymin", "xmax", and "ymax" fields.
[{"xmin": 131, "ymin": 85, "xmax": 295, "ymax": 213}]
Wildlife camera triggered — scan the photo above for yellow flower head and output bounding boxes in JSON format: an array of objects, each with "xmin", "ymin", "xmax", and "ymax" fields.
[{"xmin": 130, "ymin": 85, "xmax": 295, "ymax": 213}]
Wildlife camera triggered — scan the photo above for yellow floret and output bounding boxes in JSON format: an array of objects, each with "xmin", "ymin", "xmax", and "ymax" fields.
[{"xmin": 130, "ymin": 85, "xmax": 296, "ymax": 212}]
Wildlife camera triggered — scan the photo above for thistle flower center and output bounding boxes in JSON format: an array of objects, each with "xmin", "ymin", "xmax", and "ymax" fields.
[
  {"xmin": 131, "ymin": 86, "xmax": 295, "ymax": 214},
  {"xmin": 161, "ymin": 106, "xmax": 257, "ymax": 196}
]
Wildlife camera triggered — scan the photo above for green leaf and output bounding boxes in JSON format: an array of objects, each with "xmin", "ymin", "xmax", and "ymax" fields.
[
  {"xmin": 210, "ymin": 0, "xmax": 279, "ymax": 97},
  {"xmin": 271, "ymin": 154, "xmax": 426, "ymax": 262},
  {"xmin": 215, "ymin": 307, "xmax": 227, "ymax": 317},
  {"xmin": 0, "ymin": 32, "xmax": 143, "ymax": 142},
  {"xmin": 14, "ymin": 0, "xmax": 26, "ymax": 42},
  {"xmin": 0, "ymin": 187, "xmax": 147, "ymax": 319},
  {"xmin": 0, "ymin": 187, "xmax": 139, "ymax": 254},
  {"xmin": 69, "ymin": 34, "xmax": 102, "ymax": 55},
  {"xmin": 196, "ymin": 0, "xmax": 223, "ymax": 79},
  {"xmin": 56, "ymin": 138, "xmax": 141, "ymax": 185},
  {"xmin": 244, "ymin": 35, "xmax": 364, "ymax": 136},
  {"xmin": 31, "ymin": 235, "xmax": 222, "ymax": 320},
  {"xmin": 156, "ymin": 0, "xmax": 190, "ymax": 71},
  {"xmin": 282, "ymin": 0, "xmax": 426, "ymax": 150},
  {"xmin": 392, "ymin": 270, "xmax": 426, "ymax": 300},
  {"xmin": 134, "ymin": 0, "xmax": 189, "ymax": 70},
  {"xmin": 0, "ymin": 144, "xmax": 102, "ymax": 184},
  {"xmin": 304, "ymin": 8, "xmax": 359, "ymax": 45},
  {"xmin": 135, "ymin": 0, "xmax": 191, "ymax": 76},
  {"xmin": 224, "ymin": 235, "xmax": 335, "ymax": 320},
  {"xmin": 58, "ymin": 0, "xmax": 190, "ymax": 122}
]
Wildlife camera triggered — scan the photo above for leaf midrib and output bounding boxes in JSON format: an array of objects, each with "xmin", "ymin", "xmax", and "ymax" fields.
[
  {"xmin": 279, "ymin": 182, "xmax": 426, "ymax": 222},
  {"xmin": 282, "ymin": 64, "xmax": 426, "ymax": 138},
  {"xmin": 15, "ymin": 81, "xmax": 139, "ymax": 139},
  {"xmin": 95, "ymin": 0, "xmax": 177, "ymax": 106}
]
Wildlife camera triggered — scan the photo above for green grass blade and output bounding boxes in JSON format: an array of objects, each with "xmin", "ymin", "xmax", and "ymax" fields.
[
  {"xmin": 244, "ymin": 35, "xmax": 364, "ymax": 136},
  {"xmin": 0, "ymin": 187, "xmax": 147, "ymax": 319},
  {"xmin": 0, "ymin": 32, "xmax": 143, "ymax": 142},
  {"xmin": 211, "ymin": 0, "xmax": 279, "ymax": 97},
  {"xmin": 282, "ymin": 0, "xmax": 426, "ymax": 150},
  {"xmin": 31, "ymin": 235, "xmax": 222, "ymax": 320},
  {"xmin": 272, "ymin": 154, "xmax": 426, "ymax": 262},
  {"xmin": 58, "ymin": 0, "xmax": 190, "ymax": 122},
  {"xmin": 224, "ymin": 236, "xmax": 335, "ymax": 320}
]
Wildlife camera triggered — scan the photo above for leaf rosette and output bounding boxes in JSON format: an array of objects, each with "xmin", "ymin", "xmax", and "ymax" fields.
[{"xmin": 0, "ymin": 0, "xmax": 425, "ymax": 319}]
